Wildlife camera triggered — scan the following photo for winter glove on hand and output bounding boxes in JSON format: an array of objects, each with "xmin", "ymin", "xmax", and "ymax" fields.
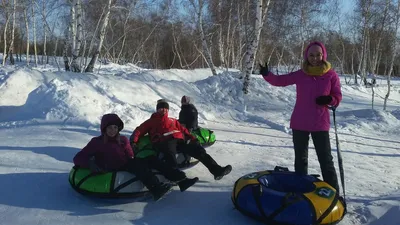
[
  {"xmin": 259, "ymin": 63, "xmax": 269, "ymax": 76},
  {"xmin": 131, "ymin": 142, "xmax": 138, "ymax": 153},
  {"xmin": 315, "ymin": 95, "xmax": 333, "ymax": 105},
  {"xmin": 186, "ymin": 135, "xmax": 199, "ymax": 145},
  {"xmin": 88, "ymin": 156, "xmax": 103, "ymax": 173}
]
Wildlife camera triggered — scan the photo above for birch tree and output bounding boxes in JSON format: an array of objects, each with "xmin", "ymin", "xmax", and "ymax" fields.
[
  {"xmin": 2, "ymin": 0, "xmax": 10, "ymax": 66},
  {"xmin": 356, "ymin": 0, "xmax": 373, "ymax": 85},
  {"xmin": 23, "ymin": 6, "xmax": 29, "ymax": 65},
  {"xmin": 369, "ymin": 0, "xmax": 390, "ymax": 109},
  {"xmin": 8, "ymin": 0, "xmax": 16, "ymax": 65},
  {"xmin": 63, "ymin": 26, "xmax": 70, "ymax": 71},
  {"xmin": 214, "ymin": 0, "xmax": 226, "ymax": 69},
  {"xmin": 383, "ymin": 0, "xmax": 400, "ymax": 110},
  {"xmin": 70, "ymin": 0, "xmax": 83, "ymax": 72},
  {"xmin": 188, "ymin": 0, "xmax": 217, "ymax": 75},
  {"xmin": 242, "ymin": 0, "xmax": 271, "ymax": 94},
  {"xmin": 369, "ymin": 0, "xmax": 390, "ymax": 76},
  {"xmin": 85, "ymin": 0, "xmax": 113, "ymax": 72}
]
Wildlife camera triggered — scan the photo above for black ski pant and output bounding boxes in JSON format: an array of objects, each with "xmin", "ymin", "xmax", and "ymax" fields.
[
  {"xmin": 121, "ymin": 156, "xmax": 186, "ymax": 189},
  {"xmin": 153, "ymin": 139, "xmax": 221, "ymax": 174},
  {"xmin": 292, "ymin": 130, "xmax": 339, "ymax": 192}
]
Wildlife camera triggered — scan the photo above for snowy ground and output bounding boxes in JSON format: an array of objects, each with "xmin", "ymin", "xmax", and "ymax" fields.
[{"xmin": 0, "ymin": 63, "xmax": 399, "ymax": 225}]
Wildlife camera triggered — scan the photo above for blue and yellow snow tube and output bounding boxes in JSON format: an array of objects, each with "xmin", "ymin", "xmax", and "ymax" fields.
[{"xmin": 232, "ymin": 167, "xmax": 346, "ymax": 225}]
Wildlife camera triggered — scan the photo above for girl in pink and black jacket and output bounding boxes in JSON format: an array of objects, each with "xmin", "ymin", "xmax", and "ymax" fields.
[{"xmin": 260, "ymin": 41, "xmax": 342, "ymax": 192}]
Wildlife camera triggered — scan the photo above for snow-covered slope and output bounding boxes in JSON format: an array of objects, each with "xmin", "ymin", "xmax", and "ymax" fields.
[{"xmin": 0, "ymin": 63, "xmax": 399, "ymax": 225}]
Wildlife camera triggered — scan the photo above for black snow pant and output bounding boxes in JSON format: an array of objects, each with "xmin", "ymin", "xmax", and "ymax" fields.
[
  {"xmin": 292, "ymin": 130, "xmax": 339, "ymax": 192},
  {"xmin": 121, "ymin": 156, "xmax": 186, "ymax": 189},
  {"xmin": 153, "ymin": 139, "xmax": 221, "ymax": 175}
]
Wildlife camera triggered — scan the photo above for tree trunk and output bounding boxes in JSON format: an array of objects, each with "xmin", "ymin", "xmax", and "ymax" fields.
[
  {"xmin": 32, "ymin": 0, "xmax": 38, "ymax": 66},
  {"xmin": 8, "ymin": 0, "xmax": 16, "ymax": 65},
  {"xmin": 383, "ymin": 0, "xmax": 400, "ymax": 110},
  {"xmin": 242, "ymin": 0, "xmax": 271, "ymax": 94},
  {"xmin": 85, "ymin": 0, "xmax": 112, "ymax": 72},
  {"xmin": 2, "ymin": 13, "xmax": 9, "ymax": 66},
  {"xmin": 63, "ymin": 27, "xmax": 70, "ymax": 71},
  {"xmin": 70, "ymin": 0, "xmax": 82, "ymax": 72},
  {"xmin": 24, "ymin": 8, "xmax": 30, "ymax": 66},
  {"xmin": 191, "ymin": 0, "xmax": 217, "ymax": 75},
  {"xmin": 42, "ymin": 0, "xmax": 47, "ymax": 65}
]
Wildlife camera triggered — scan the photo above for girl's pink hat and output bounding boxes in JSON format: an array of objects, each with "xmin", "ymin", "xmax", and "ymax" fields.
[{"xmin": 304, "ymin": 41, "xmax": 327, "ymax": 61}]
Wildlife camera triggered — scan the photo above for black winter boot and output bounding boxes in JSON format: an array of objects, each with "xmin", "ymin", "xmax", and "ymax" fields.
[
  {"xmin": 178, "ymin": 177, "xmax": 199, "ymax": 192},
  {"xmin": 149, "ymin": 183, "xmax": 173, "ymax": 201},
  {"xmin": 213, "ymin": 165, "xmax": 232, "ymax": 180}
]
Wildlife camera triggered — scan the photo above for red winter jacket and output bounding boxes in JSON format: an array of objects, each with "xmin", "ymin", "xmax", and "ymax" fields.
[
  {"xmin": 131, "ymin": 112, "xmax": 196, "ymax": 144},
  {"xmin": 73, "ymin": 113, "xmax": 133, "ymax": 171}
]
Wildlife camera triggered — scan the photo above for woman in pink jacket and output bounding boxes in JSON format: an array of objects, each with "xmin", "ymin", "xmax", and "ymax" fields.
[
  {"xmin": 260, "ymin": 41, "xmax": 342, "ymax": 192},
  {"xmin": 73, "ymin": 113, "xmax": 198, "ymax": 201}
]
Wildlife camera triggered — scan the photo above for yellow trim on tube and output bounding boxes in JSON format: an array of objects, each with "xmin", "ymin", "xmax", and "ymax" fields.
[
  {"xmin": 303, "ymin": 182, "xmax": 345, "ymax": 223},
  {"xmin": 233, "ymin": 171, "xmax": 270, "ymax": 199}
]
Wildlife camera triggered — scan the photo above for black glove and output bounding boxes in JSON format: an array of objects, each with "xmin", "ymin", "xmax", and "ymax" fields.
[
  {"xmin": 131, "ymin": 142, "xmax": 138, "ymax": 152},
  {"xmin": 88, "ymin": 156, "xmax": 104, "ymax": 173},
  {"xmin": 259, "ymin": 63, "xmax": 269, "ymax": 76},
  {"xmin": 316, "ymin": 95, "xmax": 333, "ymax": 105},
  {"xmin": 186, "ymin": 138, "xmax": 199, "ymax": 145}
]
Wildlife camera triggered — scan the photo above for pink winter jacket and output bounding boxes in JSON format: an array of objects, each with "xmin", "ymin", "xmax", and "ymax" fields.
[
  {"xmin": 73, "ymin": 113, "xmax": 134, "ymax": 171},
  {"xmin": 263, "ymin": 69, "xmax": 342, "ymax": 132}
]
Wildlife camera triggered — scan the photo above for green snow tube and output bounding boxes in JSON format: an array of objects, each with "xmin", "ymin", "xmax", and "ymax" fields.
[
  {"xmin": 135, "ymin": 127, "xmax": 216, "ymax": 167},
  {"xmin": 135, "ymin": 135, "xmax": 199, "ymax": 168},
  {"xmin": 68, "ymin": 166, "xmax": 166, "ymax": 198},
  {"xmin": 191, "ymin": 127, "xmax": 216, "ymax": 147}
]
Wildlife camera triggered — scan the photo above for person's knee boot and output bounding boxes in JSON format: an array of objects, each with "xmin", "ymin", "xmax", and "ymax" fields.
[
  {"xmin": 213, "ymin": 165, "xmax": 232, "ymax": 180},
  {"xmin": 148, "ymin": 182, "xmax": 172, "ymax": 201},
  {"xmin": 178, "ymin": 177, "xmax": 199, "ymax": 192}
]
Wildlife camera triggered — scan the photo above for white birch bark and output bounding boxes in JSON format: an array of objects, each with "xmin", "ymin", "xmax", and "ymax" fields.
[
  {"xmin": 225, "ymin": 0, "xmax": 233, "ymax": 68},
  {"xmin": 70, "ymin": 0, "xmax": 76, "ymax": 55},
  {"xmin": 383, "ymin": 0, "xmax": 400, "ymax": 110},
  {"xmin": 63, "ymin": 27, "xmax": 71, "ymax": 71},
  {"xmin": 242, "ymin": 0, "xmax": 271, "ymax": 94},
  {"xmin": 85, "ymin": 5, "xmax": 105, "ymax": 67},
  {"xmin": 85, "ymin": 0, "xmax": 112, "ymax": 72},
  {"xmin": 217, "ymin": 0, "xmax": 225, "ymax": 69},
  {"xmin": 70, "ymin": 0, "xmax": 82, "ymax": 72},
  {"xmin": 31, "ymin": 0, "xmax": 38, "ymax": 66},
  {"xmin": 2, "ymin": 5, "xmax": 9, "ymax": 66},
  {"xmin": 116, "ymin": 1, "xmax": 138, "ymax": 64},
  {"xmin": 24, "ymin": 7, "xmax": 30, "ymax": 66},
  {"xmin": 8, "ymin": 0, "xmax": 16, "ymax": 65},
  {"xmin": 42, "ymin": 0, "xmax": 47, "ymax": 64},
  {"xmin": 359, "ymin": 0, "xmax": 373, "ymax": 85},
  {"xmin": 189, "ymin": 0, "xmax": 217, "ymax": 75}
]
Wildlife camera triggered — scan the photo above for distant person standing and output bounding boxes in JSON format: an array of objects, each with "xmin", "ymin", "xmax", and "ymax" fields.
[
  {"xmin": 368, "ymin": 72, "xmax": 376, "ymax": 85},
  {"xmin": 179, "ymin": 95, "xmax": 199, "ymax": 132},
  {"xmin": 259, "ymin": 41, "xmax": 342, "ymax": 193}
]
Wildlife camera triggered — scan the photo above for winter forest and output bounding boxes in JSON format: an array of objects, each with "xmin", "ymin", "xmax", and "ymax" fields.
[{"xmin": 1, "ymin": 0, "xmax": 400, "ymax": 95}]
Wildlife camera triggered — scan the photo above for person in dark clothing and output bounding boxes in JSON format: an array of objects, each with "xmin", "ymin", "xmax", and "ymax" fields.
[
  {"xmin": 131, "ymin": 99, "xmax": 232, "ymax": 180},
  {"xmin": 179, "ymin": 95, "xmax": 199, "ymax": 132},
  {"xmin": 73, "ymin": 113, "xmax": 198, "ymax": 201},
  {"xmin": 260, "ymin": 41, "xmax": 341, "ymax": 192}
]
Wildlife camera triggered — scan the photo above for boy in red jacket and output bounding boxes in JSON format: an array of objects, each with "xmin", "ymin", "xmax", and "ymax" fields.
[
  {"xmin": 131, "ymin": 99, "xmax": 232, "ymax": 180},
  {"xmin": 73, "ymin": 113, "xmax": 198, "ymax": 201}
]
